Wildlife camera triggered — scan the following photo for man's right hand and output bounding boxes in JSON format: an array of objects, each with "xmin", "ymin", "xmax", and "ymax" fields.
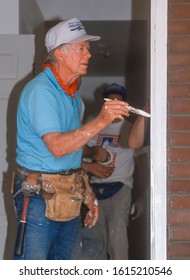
[{"xmin": 98, "ymin": 98, "xmax": 130, "ymax": 125}]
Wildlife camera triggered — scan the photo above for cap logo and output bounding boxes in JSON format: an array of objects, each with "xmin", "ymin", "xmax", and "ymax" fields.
[{"xmin": 68, "ymin": 21, "xmax": 85, "ymax": 32}]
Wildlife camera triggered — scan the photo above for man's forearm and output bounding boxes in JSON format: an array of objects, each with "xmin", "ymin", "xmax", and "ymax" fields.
[
  {"xmin": 43, "ymin": 116, "xmax": 108, "ymax": 158},
  {"xmin": 43, "ymin": 98, "xmax": 130, "ymax": 157}
]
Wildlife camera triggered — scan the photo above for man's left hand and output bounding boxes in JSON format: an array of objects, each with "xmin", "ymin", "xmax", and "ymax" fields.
[{"xmin": 84, "ymin": 196, "xmax": 99, "ymax": 228}]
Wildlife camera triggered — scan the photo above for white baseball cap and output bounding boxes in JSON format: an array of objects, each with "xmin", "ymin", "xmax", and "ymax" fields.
[{"xmin": 45, "ymin": 17, "xmax": 101, "ymax": 52}]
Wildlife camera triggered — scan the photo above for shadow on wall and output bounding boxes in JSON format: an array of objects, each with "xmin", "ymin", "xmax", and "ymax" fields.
[
  {"xmin": 2, "ymin": 20, "xmax": 47, "ymax": 260},
  {"xmin": 124, "ymin": 20, "xmax": 148, "ymax": 108},
  {"xmin": 2, "ymin": 71, "xmax": 35, "ymax": 259},
  {"xmin": 128, "ymin": 150, "xmax": 150, "ymax": 260}
]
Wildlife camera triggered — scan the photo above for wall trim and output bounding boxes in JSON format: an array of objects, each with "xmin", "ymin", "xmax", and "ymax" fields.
[{"xmin": 150, "ymin": 0, "xmax": 167, "ymax": 259}]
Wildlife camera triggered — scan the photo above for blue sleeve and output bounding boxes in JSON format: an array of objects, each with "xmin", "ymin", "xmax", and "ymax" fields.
[{"xmin": 26, "ymin": 84, "xmax": 62, "ymax": 136}]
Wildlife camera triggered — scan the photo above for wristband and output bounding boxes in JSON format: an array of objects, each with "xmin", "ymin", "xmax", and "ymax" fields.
[{"xmin": 98, "ymin": 149, "xmax": 113, "ymax": 166}]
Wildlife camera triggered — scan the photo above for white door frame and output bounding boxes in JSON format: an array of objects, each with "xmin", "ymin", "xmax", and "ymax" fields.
[{"xmin": 150, "ymin": 0, "xmax": 167, "ymax": 259}]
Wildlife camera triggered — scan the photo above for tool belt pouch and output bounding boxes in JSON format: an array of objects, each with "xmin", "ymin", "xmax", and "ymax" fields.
[
  {"xmin": 41, "ymin": 173, "xmax": 84, "ymax": 221},
  {"xmin": 82, "ymin": 172, "xmax": 94, "ymax": 207}
]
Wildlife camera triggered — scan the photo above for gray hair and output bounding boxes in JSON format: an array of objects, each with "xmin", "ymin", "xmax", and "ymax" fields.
[{"xmin": 44, "ymin": 44, "xmax": 70, "ymax": 64}]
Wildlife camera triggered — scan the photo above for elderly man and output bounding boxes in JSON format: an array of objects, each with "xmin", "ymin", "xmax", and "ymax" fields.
[{"xmin": 12, "ymin": 18, "xmax": 130, "ymax": 260}]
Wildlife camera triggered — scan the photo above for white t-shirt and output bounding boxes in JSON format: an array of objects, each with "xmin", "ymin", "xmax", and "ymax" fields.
[{"xmin": 88, "ymin": 119, "xmax": 135, "ymax": 188}]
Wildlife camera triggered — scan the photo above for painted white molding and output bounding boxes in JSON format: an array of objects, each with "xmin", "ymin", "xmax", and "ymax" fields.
[
  {"xmin": 0, "ymin": 51, "xmax": 18, "ymax": 79},
  {"xmin": 150, "ymin": 0, "xmax": 167, "ymax": 259}
]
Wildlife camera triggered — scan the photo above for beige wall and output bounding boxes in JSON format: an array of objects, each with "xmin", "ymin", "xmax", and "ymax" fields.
[{"xmin": 0, "ymin": 0, "xmax": 19, "ymax": 34}]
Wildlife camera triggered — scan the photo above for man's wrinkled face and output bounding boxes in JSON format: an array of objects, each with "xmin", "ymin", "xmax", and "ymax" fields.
[{"xmin": 63, "ymin": 41, "xmax": 92, "ymax": 76}]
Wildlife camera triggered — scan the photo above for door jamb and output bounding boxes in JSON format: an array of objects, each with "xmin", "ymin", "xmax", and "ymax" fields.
[{"xmin": 150, "ymin": 0, "xmax": 167, "ymax": 259}]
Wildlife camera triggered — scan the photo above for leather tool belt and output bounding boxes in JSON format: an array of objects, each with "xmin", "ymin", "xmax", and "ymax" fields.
[{"xmin": 16, "ymin": 165, "xmax": 93, "ymax": 222}]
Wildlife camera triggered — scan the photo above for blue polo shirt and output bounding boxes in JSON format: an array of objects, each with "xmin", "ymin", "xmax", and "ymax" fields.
[{"xmin": 16, "ymin": 67, "xmax": 83, "ymax": 172}]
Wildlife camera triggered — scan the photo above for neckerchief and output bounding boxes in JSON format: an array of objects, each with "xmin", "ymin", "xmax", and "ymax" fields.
[{"xmin": 42, "ymin": 63, "xmax": 77, "ymax": 98}]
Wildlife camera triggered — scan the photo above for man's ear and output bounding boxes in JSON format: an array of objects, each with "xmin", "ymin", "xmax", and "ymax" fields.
[{"xmin": 54, "ymin": 48, "xmax": 65, "ymax": 61}]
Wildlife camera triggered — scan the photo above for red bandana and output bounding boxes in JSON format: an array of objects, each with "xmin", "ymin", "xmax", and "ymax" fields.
[{"xmin": 42, "ymin": 63, "xmax": 77, "ymax": 98}]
